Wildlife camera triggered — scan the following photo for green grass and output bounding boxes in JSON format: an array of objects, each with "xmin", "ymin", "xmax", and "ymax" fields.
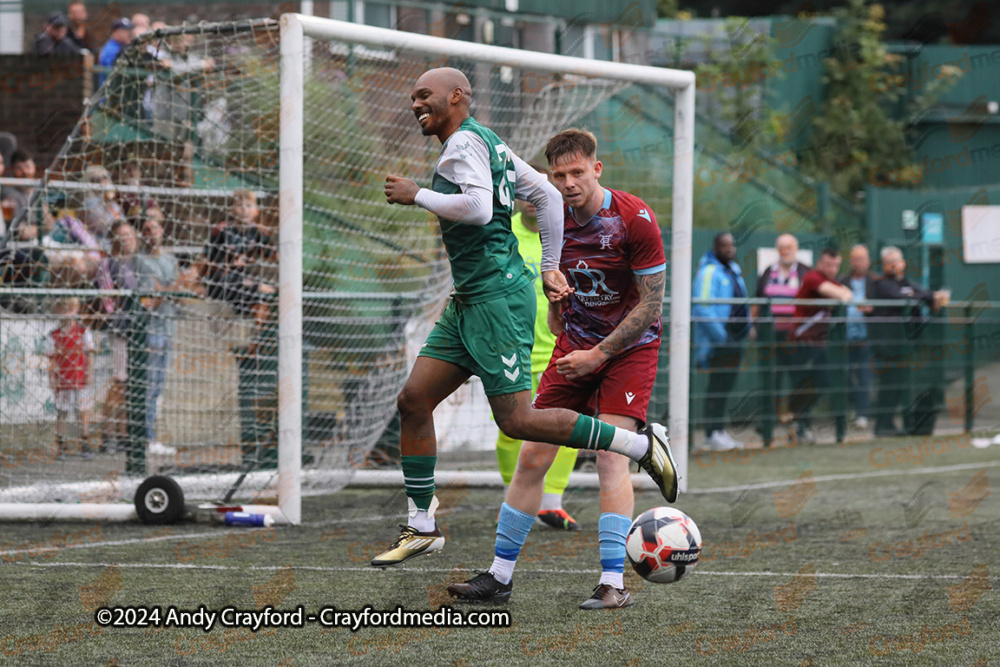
[{"xmin": 2, "ymin": 434, "xmax": 999, "ymax": 666}]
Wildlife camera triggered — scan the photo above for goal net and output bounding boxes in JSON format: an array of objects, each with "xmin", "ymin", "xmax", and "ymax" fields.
[{"xmin": 0, "ymin": 15, "xmax": 693, "ymax": 524}]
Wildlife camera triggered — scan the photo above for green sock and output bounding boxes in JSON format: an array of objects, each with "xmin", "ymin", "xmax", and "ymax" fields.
[
  {"xmin": 401, "ymin": 455, "xmax": 437, "ymax": 510},
  {"xmin": 568, "ymin": 415, "xmax": 617, "ymax": 451}
]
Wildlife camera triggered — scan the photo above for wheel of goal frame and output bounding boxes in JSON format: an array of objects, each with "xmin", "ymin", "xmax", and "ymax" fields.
[{"xmin": 134, "ymin": 475, "xmax": 186, "ymax": 525}]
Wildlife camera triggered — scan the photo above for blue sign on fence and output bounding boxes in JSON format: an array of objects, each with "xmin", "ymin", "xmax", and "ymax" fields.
[{"xmin": 922, "ymin": 212, "xmax": 943, "ymax": 244}]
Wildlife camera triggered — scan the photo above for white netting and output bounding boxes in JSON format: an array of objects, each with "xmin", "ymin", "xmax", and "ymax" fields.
[{"xmin": 0, "ymin": 19, "xmax": 635, "ymax": 507}]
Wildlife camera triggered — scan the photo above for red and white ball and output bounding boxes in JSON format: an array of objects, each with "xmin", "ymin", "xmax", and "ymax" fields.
[{"xmin": 626, "ymin": 507, "xmax": 702, "ymax": 583}]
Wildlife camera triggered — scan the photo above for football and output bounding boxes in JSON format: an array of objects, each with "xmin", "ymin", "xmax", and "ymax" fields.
[{"xmin": 626, "ymin": 507, "xmax": 702, "ymax": 583}]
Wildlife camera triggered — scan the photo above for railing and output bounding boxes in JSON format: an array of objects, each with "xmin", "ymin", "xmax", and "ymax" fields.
[
  {"xmin": 4, "ymin": 286, "xmax": 997, "ymax": 461},
  {"xmin": 685, "ymin": 296, "xmax": 1000, "ymax": 447}
]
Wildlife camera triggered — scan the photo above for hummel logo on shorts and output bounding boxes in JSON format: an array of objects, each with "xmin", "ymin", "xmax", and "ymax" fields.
[{"xmin": 501, "ymin": 353, "xmax": 520, "ymax": 382}]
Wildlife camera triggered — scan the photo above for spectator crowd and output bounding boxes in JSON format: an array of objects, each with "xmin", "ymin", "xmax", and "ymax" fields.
[
  {"xmin": 693, "ymin": 233, "xmax": 950, "ymax": 452},
  {"xmin": 0, "ymin": 3, "xmax": 276, "ymax": 460}
]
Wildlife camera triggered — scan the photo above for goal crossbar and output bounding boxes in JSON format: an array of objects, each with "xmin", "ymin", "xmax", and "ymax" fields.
[{"xmin": 278, "ymin": 13, "xmax": 695, "ymax": 525}]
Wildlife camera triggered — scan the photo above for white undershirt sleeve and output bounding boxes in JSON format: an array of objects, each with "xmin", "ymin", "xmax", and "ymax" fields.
[
  {"xmin": 413, "ymin": 186, "xmax": 492, "ymax": 226},
  {"xmin": 413, "ymin": 131, "xmax": 493, "ymax": 226}
]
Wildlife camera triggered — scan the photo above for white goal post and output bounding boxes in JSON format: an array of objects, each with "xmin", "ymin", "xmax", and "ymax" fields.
[
  {"xmin": 278, "ymin": 13, "xmax": 695, "ymax": 524},
  {"xmin": 0, "ymin": 15, "xmax": 693, "ymax": 525}
]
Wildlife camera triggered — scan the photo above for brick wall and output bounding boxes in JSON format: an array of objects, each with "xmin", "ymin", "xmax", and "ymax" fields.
[{"xmin": 0, "ymin": 54, "xmax": 90, "ymax": 169}]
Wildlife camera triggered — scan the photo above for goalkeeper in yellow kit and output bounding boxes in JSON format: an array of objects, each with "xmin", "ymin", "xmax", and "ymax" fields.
[{"xmin": 498, "ymin": 188, "xmax": 580, "ymax": 531}]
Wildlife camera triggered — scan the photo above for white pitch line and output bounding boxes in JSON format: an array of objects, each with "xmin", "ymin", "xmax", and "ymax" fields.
[
  {"xmin": 0, "ymin": 529, "xmax": 227, "ymax": 557},
  {"xmin": 8, "ymin": 561, "xmax": 984, "ymax": 581},
  {"xmin": 5, "ymin": 461, "xmax": 996, "ymax": 557},
  {"xmin": 689, "ymin": 459, "xmax": 1000, "ymax": 494},
  {"xmin": 8, "ymin": 504, "xmax": 503, "ymax": 556}
]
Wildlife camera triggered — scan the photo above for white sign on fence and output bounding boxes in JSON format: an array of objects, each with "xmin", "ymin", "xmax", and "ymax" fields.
[
  {"xmin": 962, "ymin": 206, "xmax": 1000, "ymax": 264},
  {"xmin": 1, "ymin": 318, "xmax": 114, "ymax": 426},
  {"xmin": 1, "ymin": 319, "xmax": 56, "ymax": 425}
]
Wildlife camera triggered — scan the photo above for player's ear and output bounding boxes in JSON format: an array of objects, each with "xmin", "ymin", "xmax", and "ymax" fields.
[{"xmin": 593, "ymin": 160, "xmax": 603, "ymax": 179}]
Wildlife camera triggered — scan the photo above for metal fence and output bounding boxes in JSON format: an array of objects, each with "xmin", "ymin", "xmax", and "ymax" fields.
[
  {"xmin": 3, "ymin": 287, "xmax": 999, "ymax": 483},
  {"xmin": 679, "ymin": 296, "xmax": 1000, "ymax": 449}
]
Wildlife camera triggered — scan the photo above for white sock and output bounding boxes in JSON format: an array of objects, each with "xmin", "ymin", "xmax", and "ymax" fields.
[
  {"xmin": 489, "ymin": 556, "xmax": 516, "ymax": 585},
  {"xmin": 608, "ymin": 427, "xmax": 649, "ymax": 460},
  {"xmin": 407, "ymin": 509, "xmax": 435, "ymax": 532},
  {"xmin": 599, "ymin": 571, "xmax": 624, "ymax": 589},
  {"xmin": 406, "ymin": 496, "xmax": 437, "ymax": 532},
  {"xmin": 540, "ymin": 492, "xmax": 562, "ymax": 511}
]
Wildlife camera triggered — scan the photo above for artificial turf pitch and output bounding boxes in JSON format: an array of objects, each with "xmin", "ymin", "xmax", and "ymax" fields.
[{"xmin": 1, "ymin": 432, "xmax": 998, "ymax": 666}]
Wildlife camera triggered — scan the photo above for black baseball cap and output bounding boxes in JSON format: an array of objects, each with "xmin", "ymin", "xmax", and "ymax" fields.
[
  {"xmin": 111, "ymin": 17, "xmax": 133, "ymax": 31},
  {"xmin": 47, "ymin": 12, "xmax": 69, "ymax": 28}
]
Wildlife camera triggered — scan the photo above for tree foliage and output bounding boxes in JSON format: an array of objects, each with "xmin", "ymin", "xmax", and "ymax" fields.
[{"xmin": 796, "ymin": 0, "xmax": 960, "ymax": 198}]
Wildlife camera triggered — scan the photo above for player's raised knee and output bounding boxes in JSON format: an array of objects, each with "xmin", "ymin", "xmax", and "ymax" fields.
[{"xmin": 396, "ymin": 384, "xmax": 428, "ymax": 418}]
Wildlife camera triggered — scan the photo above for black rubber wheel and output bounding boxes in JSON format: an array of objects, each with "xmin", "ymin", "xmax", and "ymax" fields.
[{"xmin": 134, "ymin": 475, "xmax": 185, "ymax": 525}]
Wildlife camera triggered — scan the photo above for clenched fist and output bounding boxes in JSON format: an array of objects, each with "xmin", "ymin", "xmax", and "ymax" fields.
[{"xmin": 385, "ymin": 174, "xmax": 420, "ymax": 205}]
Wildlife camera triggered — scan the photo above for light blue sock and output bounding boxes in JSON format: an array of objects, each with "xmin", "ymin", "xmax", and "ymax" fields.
[
  {"xmin": 489, "ymin": 503, "xmax": 535, "ymax": 584},
  {"xmin": 598, "ymin": 512, "xmax": 632, "ymax": 588}
]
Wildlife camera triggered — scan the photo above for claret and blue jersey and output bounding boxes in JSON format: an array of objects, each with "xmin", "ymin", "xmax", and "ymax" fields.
[{"xmin": 559, "ymin": 188, "xmax": 666, "ymax": 351}]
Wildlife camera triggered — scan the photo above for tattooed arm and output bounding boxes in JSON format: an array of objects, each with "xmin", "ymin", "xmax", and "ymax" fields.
[
  {"xmin": 598, "ymin": 270, "xmax": 666, "ymax": 357},
  {"xmin": 554, "ymin": 270, "xmax": 665, "ymax": 380}
]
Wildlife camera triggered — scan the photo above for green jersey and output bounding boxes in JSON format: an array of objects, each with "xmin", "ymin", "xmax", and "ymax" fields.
[
  {"xmin": 429, "ymin": 117, "xmax": 531, "ymax": 304},
  {"xmin": 511, "ymin": 212, "xmax": 557, "ymax": 371}
]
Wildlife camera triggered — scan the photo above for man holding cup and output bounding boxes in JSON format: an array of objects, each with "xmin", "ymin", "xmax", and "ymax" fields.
[{"xmin": 869, "ymin": 246, "xmax": 950, "ymax": 437}]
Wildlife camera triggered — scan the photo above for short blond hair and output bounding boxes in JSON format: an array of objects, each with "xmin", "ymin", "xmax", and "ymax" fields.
[
  {"xmin": 232, "ymin": 189, "xmax": 257, "ymax": 205},
  {"xmin": 53, "ymin": 296, "xmax": 80, "ymax": 315}
]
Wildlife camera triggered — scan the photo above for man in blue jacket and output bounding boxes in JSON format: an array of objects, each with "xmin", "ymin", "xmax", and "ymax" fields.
[
  {"xmin": 97, "ymin": 17, "xmax": 133, "ymax": 88},
  {"xmin": 693, "ymin": 232, "xmax": 752, "ymax": 451}
]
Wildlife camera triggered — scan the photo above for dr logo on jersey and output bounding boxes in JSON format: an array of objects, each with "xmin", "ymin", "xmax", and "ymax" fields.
[{"xmin": 569, "ymin": 260, "xmax": 619, "ymax": 298}]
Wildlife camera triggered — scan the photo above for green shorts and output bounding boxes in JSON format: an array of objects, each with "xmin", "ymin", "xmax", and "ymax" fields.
[{"xmin": 420, "ymin": 283, "xmax": 535, "ymax": 396}]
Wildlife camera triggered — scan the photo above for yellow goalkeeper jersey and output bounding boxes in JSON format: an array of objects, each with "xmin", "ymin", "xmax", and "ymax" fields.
[{"xmin": 511, "ymin": 211, "xmax": 557, "ymax": 372}]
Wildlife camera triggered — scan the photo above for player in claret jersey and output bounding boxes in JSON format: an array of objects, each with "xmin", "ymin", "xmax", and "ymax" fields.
[
  {"xmin": 373, "ymin": 69, "xmax": 677, "ymax": 570},
  {"xmin": 449, "ymin": 128, "xmax": 668, "ymax": 608}
]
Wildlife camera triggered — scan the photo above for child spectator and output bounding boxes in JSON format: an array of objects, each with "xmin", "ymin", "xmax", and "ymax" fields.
[
  {"xmin": 205, "ymin": 189, "xmax": 276, "ymax": 318},
  {"xmin": 45, "ymin": 297, "xmax": 96, "ymax": 459},
  {"xmin": 81, "ymin": 165, "xmax": 123, "ymax": 246}
]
